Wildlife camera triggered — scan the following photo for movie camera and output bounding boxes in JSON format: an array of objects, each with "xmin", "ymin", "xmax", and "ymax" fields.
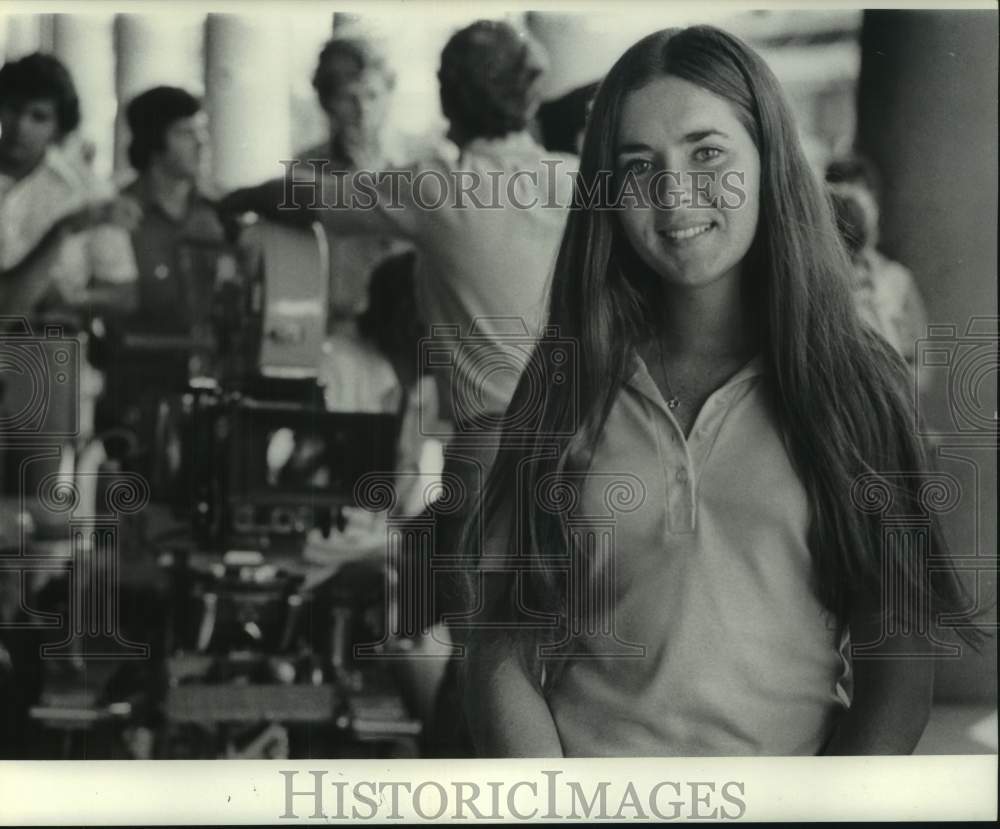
[{"xmin": 87, "ymin": 218, "xmax": 419, "ymax": 757}]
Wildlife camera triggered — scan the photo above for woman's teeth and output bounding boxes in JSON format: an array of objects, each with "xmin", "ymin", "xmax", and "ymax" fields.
[{"xmin": 663, "ymin": 222, "xmax": 714, "ymax": 241}]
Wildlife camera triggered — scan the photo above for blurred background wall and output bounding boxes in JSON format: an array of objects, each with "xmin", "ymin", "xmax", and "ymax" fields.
[{"xmin": 857, "ymin": 9, "xmax": 998, "ymax": 704}]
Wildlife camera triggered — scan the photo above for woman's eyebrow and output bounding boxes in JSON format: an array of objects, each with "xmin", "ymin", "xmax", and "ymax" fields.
[
  {"xmin": 683, "ymin": 129, "xmax": 729, "ymax": 142},
  {"xmin": 616, "ymin": 129, "xmax": 730, "ymax": 154}
]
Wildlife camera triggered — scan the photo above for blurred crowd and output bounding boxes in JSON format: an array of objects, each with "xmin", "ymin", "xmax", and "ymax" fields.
[{"xmin": 0, "ymin": 29, "xmax": 926, "ymax": 449}]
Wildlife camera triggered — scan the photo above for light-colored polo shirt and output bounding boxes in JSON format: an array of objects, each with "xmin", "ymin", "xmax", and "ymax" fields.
[
  {"xmin": 0, "ymin": 146, "xmax": 88, "ymax": 270},
  {"xmin": 546, "ymin": 353, "xmax": 849, "ymax": 756}
]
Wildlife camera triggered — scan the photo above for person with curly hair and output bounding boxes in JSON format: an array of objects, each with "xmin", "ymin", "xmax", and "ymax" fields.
[{"xmin": 0, "ymin": 52, "xmax": 136, "ymax": 316}]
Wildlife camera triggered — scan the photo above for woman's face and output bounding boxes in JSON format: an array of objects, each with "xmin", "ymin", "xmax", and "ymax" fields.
[{"xmin": 615, "ymin": 75, "xmax": 760, "ymax": 292}]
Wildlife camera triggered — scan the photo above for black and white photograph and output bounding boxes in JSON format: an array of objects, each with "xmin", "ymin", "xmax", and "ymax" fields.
[{"xmin": 0, "ymin": 0, "xmax": 996, "ymax": 823}]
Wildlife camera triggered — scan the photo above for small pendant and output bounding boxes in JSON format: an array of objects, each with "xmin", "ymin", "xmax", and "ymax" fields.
[{"xmin": 667, "ymin": 397, "xmax": 680, "ymax": 410}]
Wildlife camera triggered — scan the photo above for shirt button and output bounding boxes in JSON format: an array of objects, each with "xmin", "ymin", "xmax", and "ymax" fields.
[
  {"xmin": 676, "ymin": 468, "xmax": 688, "ymax": 483},
  {"xmin": 154, "ymin": 263, "xmax": 170, "ymax": 280}
]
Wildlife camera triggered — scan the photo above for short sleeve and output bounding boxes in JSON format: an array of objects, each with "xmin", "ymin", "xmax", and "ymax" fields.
[
  {"xmin": 48, "ymin": 231, "xmax": 90, "ymax": 296},
  {"xmin": 87, "ymin": 224, "xmax": 138, "ymax": 284}
]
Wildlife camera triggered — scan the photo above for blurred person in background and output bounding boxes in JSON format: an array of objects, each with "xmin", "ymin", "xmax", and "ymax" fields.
[
  {"xmin": 255, "ymin": 36, "xmax": 410, "ymax": 332},
  {"xmin": 826, "ymin": 154, "xmax": 927, "ymax": 367},
  {"xmin": 309, "ymin": 35, "xmax": 396, "ymax": 178},
  {"xmin": 0, "ymin": 53, "xmax": 137, "ymax": 318},
  {"xmin": 1, "ymin": 52, "xmax": 137, "ymax": 760},
  {"xmin": 306, "ymin": 35, "xmax": 412, "ymax": 323},
  {"xmin": 229, "ymin": 35, "xmax": 413, "ymax": 436},
  {"xmin": 117, "ymin": 86, "xmax": 223, "ymax": 338},
  {"xmin": 95, "ymin": 86, "xmax": 230, "ymax": 472},
  {"xmin": 0, "ymin": 52, "xmax": 137, "ymax": 501}
]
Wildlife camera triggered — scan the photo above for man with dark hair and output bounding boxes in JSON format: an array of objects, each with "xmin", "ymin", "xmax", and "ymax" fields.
[
  {"xmin": 1, "ymin": 54, "xmax": 137, "ymax": 758},
  {"xmin": 96, "ymin": 86, "xmax": 229, "ymax": 468},
  {"xmin": 0, "ymin": 52, "xmax": 136, "ymax": 314},
  {"xmin": 117, "ymin": 86, "xmax": 226, "ymax": 338},
  {"xmin": 438, "ymin": 20, "xmax": 549, "ymax": 144},
  {"xmin": 0, "ymin": 52, "xmax": 81, "ymax": 167},
  {"xmin": 1, "ymin": 51, "xmax": 136, "ymax": 482}
]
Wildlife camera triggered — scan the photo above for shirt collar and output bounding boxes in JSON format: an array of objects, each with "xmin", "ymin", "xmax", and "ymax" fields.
[
  {"xmin": 625, "ymin": 349, "xmax": 764, "ymax": 404},
  {"xmin": 2, "ymin": 146, "xmax": 83, "ymax": 193}
]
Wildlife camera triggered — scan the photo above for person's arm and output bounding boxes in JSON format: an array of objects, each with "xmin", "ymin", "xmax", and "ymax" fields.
[
  {"xmin": 218, "ymin": 178, "xmax": 308, "ymax": 225},
  {"xmin": 79, "ymin": 279, "xmax": 138, "ymax": 316},
  {"xmin": 1, "ymin": 199, "xmax": 138, "ymax": 314},
  {"xmin": 0, "ymin": 210, "xmax": 90, "ymax": 314},
  {"xmin": 462, "ymin": 629, "xmax": 565, "ymax": 757},
  {"xmin": 220, "ymin": 169, "xmax": 412, "ymax": 238},
  {"xmin": 822, "ymin": 593, "xmax": 935, "ymax": 754}
]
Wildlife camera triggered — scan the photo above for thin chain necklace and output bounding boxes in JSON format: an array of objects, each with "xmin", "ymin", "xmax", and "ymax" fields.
[{"xmin": 654, "ymin": 338, "xmax": 681, "ymax": 410}]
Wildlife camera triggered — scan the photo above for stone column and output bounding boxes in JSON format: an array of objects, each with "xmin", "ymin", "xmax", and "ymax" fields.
[
  {"xmin": 204, "ymin": 13, "xmax": 292, "ymax": 192},
  {"xmin": 3, "ymin": 13, "xmax": 53, "ymax": 60},
  {"xmin": 113, "ymin": 12, "xmax": 205, "ymax": 178},
  {"xmin": 51, "ymin": 14, "xmax": 116, "ymax": 180},
  {"xmin": 855, "ymin": 9, "xmax": 998, "ymax": 701}
]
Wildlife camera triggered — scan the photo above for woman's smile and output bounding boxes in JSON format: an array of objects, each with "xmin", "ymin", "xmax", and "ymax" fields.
[{"xmin": 657, "ymin": 219, "xmax": 718, "ymax": 243}]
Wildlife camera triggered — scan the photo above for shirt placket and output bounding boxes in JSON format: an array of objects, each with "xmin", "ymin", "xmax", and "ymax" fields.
[
  {"xmin": 629, "ymin": 364, "xmax": 697, "ymax": 535},
  {"xmin": 658, "ymin": 412, "xmax": 696, "ymax": 534},
  {"xmin": 629, "ymin": 355, "xmax": 760, "ymax": 536}
]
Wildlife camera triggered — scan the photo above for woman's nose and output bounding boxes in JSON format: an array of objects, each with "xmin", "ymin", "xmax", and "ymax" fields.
[{"xmin": 652, "ymin": 171, "xmax": 693, "ymax": 211}]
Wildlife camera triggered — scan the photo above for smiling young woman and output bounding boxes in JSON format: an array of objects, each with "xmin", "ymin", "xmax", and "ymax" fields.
[{"xmin": 460, "ymin": 25, "xmax": 982, "ymax": 758}]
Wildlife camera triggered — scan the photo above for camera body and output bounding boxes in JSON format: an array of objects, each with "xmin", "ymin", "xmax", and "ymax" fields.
[{"xmin": 168, "ymin": 385, "xmax": 399, "ymax": 551}]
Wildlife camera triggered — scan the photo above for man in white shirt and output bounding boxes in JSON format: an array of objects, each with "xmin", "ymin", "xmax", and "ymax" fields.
[
  {"xmin": 0, "ymin": 53, "xmax": 138, "ymax": 758},
  {"xmin": 0, "ymin": 53, "xmax": 136, "ymax": 317}
]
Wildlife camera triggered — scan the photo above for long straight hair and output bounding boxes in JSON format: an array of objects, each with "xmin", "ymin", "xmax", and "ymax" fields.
[{"xmin": 465, "ymin": 26, "xmax": 981, "ymax": 687}]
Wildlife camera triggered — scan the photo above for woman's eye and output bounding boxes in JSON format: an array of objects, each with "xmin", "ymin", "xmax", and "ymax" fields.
[
  {"xmin": 693, "ymin": 147, "xmax": 723, "ymax": 163},
  {"xmin": 621, "ymin": 158, "xmax": 653, "ymax": 176}
]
